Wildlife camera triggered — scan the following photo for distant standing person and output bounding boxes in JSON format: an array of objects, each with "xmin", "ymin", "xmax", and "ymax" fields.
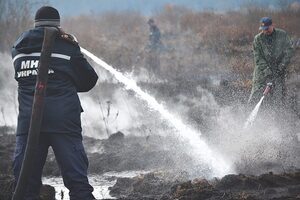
[
  {"xmin": 145, "ymin": 18, "xmax": 162, "ymax": 77},
  {"xmin": 147, "ymin": 18, "xmax": 162, "ymax": 50},
  {"xmin": 248, "ymin": 17, "xmax": 293, "ymax": 108},
  {"xmin": 11, "ymin": 6, "xmax": 97, "ymax": 200}
]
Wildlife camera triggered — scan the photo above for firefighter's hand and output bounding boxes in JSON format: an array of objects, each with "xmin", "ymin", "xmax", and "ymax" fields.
[
  {"xmin": 265, "ymin": 75, "xmax": 274, "ymax": 85},
  {"xmin": 58, "ymin": 28, "xmax": 78, "ymax": 45}
]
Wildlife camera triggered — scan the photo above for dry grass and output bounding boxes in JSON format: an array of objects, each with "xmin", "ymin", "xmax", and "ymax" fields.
[{"xmin": 1, "ymin": 2, "xmax": 299, "ymax": 85}]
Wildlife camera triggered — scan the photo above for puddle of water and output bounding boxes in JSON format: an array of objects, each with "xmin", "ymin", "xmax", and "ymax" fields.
[{"xmin": 42, "ymin": 170, "xmax": 149, "ymax": 199}]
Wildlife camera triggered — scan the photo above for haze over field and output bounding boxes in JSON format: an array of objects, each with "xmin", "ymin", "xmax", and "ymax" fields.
[
  {"xmin": 0, "ymin": 1, "xmax": 299, "ymax": 199},
  {"xmin": 32, "ymin": 0, "xmax": 299, "ymax": 16}
]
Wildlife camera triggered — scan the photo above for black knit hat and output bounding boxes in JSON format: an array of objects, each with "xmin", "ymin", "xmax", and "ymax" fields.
[{"xmin": 34, "ymin": 6, "xmax": 60, "ymax": 27}]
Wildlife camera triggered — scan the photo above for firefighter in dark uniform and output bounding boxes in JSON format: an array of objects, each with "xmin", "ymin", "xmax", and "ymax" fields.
[
  {"xmin": 11, "ymin": 6, "xmax": 97, "ymax": 200},
  {"xmin": 147, "ymin": 18, "xmax": 162, "ymax": 50}
]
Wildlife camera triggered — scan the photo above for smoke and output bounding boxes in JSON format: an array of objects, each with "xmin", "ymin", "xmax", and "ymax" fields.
[
  {"xmin": 0, "ymin": 53, "xmax": 18, "ymax": 128},
  {"xmin": 80, "ymin": 87, "xmax": 164, "ymax": 138}
]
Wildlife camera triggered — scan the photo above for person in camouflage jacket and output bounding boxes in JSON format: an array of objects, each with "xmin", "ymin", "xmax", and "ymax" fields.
[{"xmin": 249, "ymin": 17, "xmax": 293, "ymax": 107}]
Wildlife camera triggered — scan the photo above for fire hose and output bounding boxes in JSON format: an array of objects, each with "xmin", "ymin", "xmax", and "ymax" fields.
[{"xmin": 12, "ymin": 27, "xmax": 58, "ymax": 200}]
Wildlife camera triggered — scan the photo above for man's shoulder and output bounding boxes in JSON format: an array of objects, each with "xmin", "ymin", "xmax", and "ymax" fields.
[
  {"xmin": 254, "ymin": 32, "xmax": 264, "ymax": 42},
  {"xmin": 275, "ymin": 28, "xmax": 289, "ymax": 38},
  {"xmin": 12, "ymin": 28, "xmax": 44, "ymax": 53},
  {"xmin": 275, "ymin": 28, "xmax": 287, "ymax": 34},
  {"xmin": 15, "ymin": 28, "xmax": 42, "ymax": 41}
]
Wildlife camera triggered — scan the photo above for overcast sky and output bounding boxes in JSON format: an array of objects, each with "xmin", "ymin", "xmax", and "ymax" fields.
[{"xmin": 44, "ymin": 0, "xmax": 296, "ymax": 16}]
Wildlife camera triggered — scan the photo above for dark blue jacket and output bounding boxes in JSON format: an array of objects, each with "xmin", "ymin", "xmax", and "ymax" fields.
[{"xmin": 12, "ymin": 27, "xmax": 98, "ymax": 135}]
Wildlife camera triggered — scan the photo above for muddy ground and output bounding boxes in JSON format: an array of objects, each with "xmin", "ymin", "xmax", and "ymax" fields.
[{"xmin": 1, "ymin": 129, "xmax": 299, "ymax": 200}]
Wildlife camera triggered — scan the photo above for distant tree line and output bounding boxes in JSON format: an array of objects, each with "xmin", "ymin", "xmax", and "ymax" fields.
[
  {"xmin": 0, "ymin": 0, "xmax": 48, "ymax": 52},
  {"xmin": 1, "ymin": 0, "xmax": 299, "ymax": 85}
]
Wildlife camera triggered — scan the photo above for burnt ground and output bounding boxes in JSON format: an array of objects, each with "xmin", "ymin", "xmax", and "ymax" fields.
[
  {"xmin": 1, "ymin": 129, "xmax": 300, "ymax": 200},
  {"xmin": 108, "ymin": 170, "xmax": 300, "ymax": 200}
]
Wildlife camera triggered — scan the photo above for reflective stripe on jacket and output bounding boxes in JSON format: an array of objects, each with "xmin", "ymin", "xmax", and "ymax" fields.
[{"xmin": 12, "ymin": 27, "xmax": 98, "ymax": 135}]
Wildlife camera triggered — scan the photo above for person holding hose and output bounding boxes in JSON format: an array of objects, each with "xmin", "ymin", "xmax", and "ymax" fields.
[
  {"xmin": 11, "ymin": 6, "xmax": 98, "ymax": 200},
  {"xmin": 249, "ymin": 17, "xmax": 293, "ymax": 108}
]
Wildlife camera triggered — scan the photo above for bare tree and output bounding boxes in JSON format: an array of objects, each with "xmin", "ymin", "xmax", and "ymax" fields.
[
  {"xmin": 277, "ymin": 0, "xmax": 293, "ymax": 10},
  {"xmin": 0, "ymin": 0, "xmax": 47, "ymax": 51}
]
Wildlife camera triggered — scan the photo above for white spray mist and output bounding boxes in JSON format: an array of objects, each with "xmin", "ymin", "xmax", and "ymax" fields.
[
  {"xmin": 0, "ymin": 53, "xmax": 18, "ymax": 127},
  {"xmin": 80, "ymin": 47, "xmax": 234, "ymax": 177}
]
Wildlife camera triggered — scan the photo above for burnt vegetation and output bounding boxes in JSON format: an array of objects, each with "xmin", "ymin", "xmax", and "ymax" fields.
[
  {"xmin": 1, "ymin": 2, "xmax": 300, "ymax": 117},
  {"xmin": 1, "ymin": 1, "xmax": 300, "ymax": 84}
]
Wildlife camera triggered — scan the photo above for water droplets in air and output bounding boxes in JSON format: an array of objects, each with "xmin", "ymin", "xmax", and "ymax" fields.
[{"xmin": 81, "ymin": 47, "xmax": 233, "ymax": 177}]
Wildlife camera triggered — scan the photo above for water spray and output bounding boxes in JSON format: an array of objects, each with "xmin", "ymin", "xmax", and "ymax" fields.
[
  {"xmin": 244, "ymin": 82, "xmax": 273, "ymax": 129},
  {"xmin": 80, "ymin": 47, "xmax": 233, "ymax": 177}
]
